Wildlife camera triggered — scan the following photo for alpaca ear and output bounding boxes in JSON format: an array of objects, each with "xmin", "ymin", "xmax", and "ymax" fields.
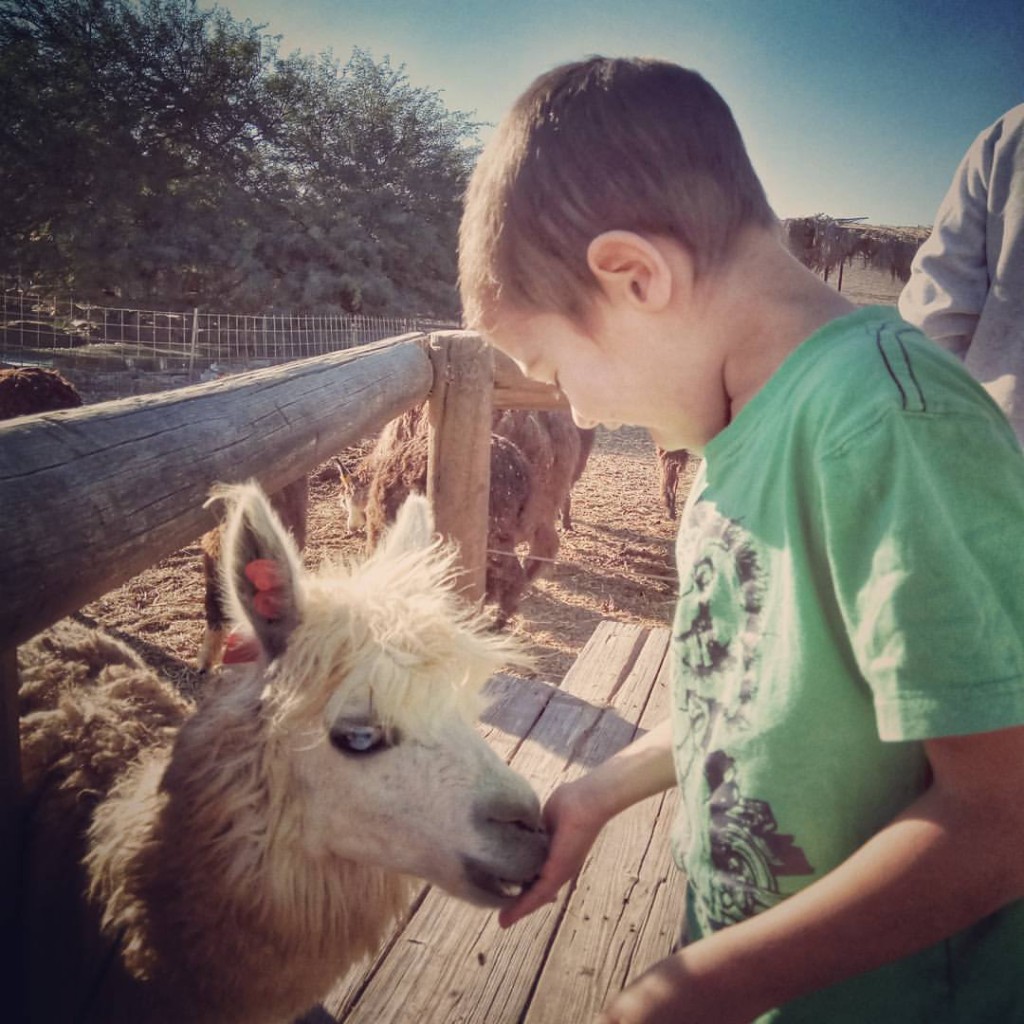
[
  {"xmin": 333, "ymin": 457, "xmax": 352, "ymax": 490},
  {"xmin": 380, "ymin": 494, "xmax": 436, "ymax": 556},
  {"xmin": 211, "ymin": 482, "xmax": 304, "ymax": 661}
]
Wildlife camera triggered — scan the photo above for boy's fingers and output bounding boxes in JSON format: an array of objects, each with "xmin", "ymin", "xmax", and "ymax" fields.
[
  {"xmin": 498, "ymin": 886, "xmax": 556, "ymax": 929},
  {"xmin": 498, "ymin": 860, "xmax": 569, "ymax": 928}
]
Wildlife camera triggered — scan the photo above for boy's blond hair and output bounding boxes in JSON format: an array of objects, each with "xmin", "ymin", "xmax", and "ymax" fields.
[{"xmin": 459, "ymin": 56, "xmax": 776, "ymax": 329}]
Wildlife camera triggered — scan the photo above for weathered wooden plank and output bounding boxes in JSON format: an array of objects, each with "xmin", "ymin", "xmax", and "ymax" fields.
[
  {"xmin": 0, "ymin": 334, "xmax": 432, "ymax": 650},
  {"xmin": 477, "ymin": 672, "xmax": 562, "ymax": 763},
  {"xmin": 524, "ymin": 630, "xmax": 686, "ymax": 1023},
  {"xmin": 620, "ymin": 790, "xmax": 686, "ymax": 984},
  {"xmin": 328, "ymin": 622, "xmax": 662, "ymax": 1023},
  {"xmin": 607, "ymin": 640, "xmax": 687, "ymax": 984}
]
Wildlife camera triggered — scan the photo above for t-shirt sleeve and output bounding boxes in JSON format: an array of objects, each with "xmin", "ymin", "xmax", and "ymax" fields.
[{"xmin": 819, "ymin": 405, "xmax": 1024, "ymax": 741}]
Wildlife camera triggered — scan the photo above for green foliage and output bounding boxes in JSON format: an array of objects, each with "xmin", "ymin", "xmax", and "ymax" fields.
[{"xmin": 0, "ymin": 0, "xmax": 481, "ymax": 315}]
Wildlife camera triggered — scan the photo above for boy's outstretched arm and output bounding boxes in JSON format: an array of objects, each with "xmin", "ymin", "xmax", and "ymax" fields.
[
  {"xmin": 499, "ymin": 718, "xmax": 678, "ymax": 928},
  {"xmin": 597, "ymin": 722, "xmax": 1024, "ymax": 1024}
]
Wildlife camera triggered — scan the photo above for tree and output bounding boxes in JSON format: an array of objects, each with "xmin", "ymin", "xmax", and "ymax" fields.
[
  {"xmin": 258, "ymin": 47, "xmax": 481, "ymax": 314},
  {"xmin": 0, "ymin": 0, "xmax": 279, "ymax": 301},
  {"xmin": 0, "ymin": 1, "xmax": 480, "ymax": 316}
]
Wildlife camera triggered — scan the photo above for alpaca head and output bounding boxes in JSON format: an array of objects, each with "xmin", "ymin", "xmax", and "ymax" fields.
[{"xmin": 212, "ymin": 481, "xmax": 547, "ymax": 907}]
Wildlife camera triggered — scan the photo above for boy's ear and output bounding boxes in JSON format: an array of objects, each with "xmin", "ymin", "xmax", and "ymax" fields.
[{"xmin": 586, "ymin": 231, "xmax": 677, "ymax": 311}]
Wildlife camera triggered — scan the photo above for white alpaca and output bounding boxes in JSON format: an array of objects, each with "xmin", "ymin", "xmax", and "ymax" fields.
[{"xmin": 19, "ymin": 483, "xmax": 547, "ymax": 1024}]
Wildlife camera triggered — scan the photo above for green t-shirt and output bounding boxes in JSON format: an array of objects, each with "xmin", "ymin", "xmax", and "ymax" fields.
[{"xmin": 671, "ymin": 307, "xmax": 1024, "ymax": 1022}]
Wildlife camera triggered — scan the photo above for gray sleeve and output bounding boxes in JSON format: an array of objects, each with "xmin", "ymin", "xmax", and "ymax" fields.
[{"xmin": 897, "ymin": 122, "xmax": 995, "ymax": 358}]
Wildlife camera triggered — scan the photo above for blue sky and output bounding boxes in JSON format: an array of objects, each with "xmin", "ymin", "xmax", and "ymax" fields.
[{"xmin": 222, "ymin": 0, "xmax": 1023, "ymax": 227}]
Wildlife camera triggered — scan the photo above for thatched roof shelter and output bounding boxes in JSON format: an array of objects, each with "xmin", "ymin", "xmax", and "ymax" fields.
[{"xmin": 783, "ymin": 216, "xmax": 931, "ymax": 289}]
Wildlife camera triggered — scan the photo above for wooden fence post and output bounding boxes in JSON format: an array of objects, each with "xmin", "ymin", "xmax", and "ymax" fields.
[{"xmin": 426, "ymin": 332, "xmax": 493, "ymax": 604}]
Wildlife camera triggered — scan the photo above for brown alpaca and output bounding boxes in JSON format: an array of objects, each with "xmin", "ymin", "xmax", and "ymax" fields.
[
  {"xmin": 353, "ymin": 419, "xmax": 532, "ymax": 627},
  {"xmin": 336, "ymin": 405, "xmax": 427, "ymax": 534},
  {"xmin": 343, "ymin": 407, "xmax": 589, "ymax": 623},
  {"xmin": 491, "ymin": 409, "xmax": 587, "ymax": 581},
  {"xmin": 656, "ymin": 446, "xmax": 693, "ymax": 519},
  {"xmin": 19, "ymin": 484, "xmax": 546, "ymax": 1024},
  {"xmin": 562, "ymin": 425, "xmax": 596, "ymax": 531},
  {"xmin": 0, "ymin": 365, "xmax": 82, "ymax": 419}
]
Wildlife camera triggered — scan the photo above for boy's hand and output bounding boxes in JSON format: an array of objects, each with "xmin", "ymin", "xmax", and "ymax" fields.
[
  {"xmin": 501, "ymin": 718, "xmax": 678, "ymax": 929},
  {"xmin": 498, "ymin": 778, "xmax": 606, "ymax": 928}
]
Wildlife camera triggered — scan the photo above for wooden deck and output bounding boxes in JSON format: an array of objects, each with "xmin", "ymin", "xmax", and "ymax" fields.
[{"xmin": 304, "ymin": 620, "xmax": 685, "ymax": 1024}]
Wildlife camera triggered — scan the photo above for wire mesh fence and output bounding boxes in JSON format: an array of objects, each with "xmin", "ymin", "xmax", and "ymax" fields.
[{"xmin": 0, "ymin": 278, "xmax": 456, "ymax": 400}]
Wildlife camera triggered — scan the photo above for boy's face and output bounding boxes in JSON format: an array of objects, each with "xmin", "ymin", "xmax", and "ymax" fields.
[
  {"xmin": 485, "ymin": 303, "xmax": 713, "ymax": 451},
  {"xmin": 486, "ymin": 309, "xmax": 635, "ymax": 433}
]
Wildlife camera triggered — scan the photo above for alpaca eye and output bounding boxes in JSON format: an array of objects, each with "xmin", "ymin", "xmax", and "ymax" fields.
[{"xmin": 329, "ymin": 722, "xmax": 388, "ymax": 755}]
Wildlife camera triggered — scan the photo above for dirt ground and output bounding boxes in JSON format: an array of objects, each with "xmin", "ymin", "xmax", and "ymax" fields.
[{"xmin": 71, "ymin": 263, "xmax": 904, "ymax": 694}]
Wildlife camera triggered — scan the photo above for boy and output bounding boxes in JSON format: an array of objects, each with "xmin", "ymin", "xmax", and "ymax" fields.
[{"xmin": 459, "ymin": 58, "xmax": 1024, "ymax": 1023}]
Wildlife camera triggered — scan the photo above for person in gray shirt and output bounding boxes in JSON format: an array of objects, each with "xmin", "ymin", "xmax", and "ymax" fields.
[{"xmin": 899, "ymin": 104, "xmax": 1024, "ymax": 443}]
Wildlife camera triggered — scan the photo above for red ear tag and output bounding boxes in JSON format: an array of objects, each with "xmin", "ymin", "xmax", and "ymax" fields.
[
  {"xmin": 245, "ymin": 559, "xmax": 282, "ymax": 590},
  {"xmin": 222, "ymin": 629, "xmax": 262, "ymax": 664},
  {"xmin": 244, "ymin": 559, "xmax": 284, "ymax": 620}
]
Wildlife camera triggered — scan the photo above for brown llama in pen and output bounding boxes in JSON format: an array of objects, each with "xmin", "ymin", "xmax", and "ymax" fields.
[
  {"xmin": 656, "ymin": 446, "xmax": 693, "ymax": 519},
  {"xmin": 491, "ymin": 409, "xmax": 588, "ymax": 580},
  {"xmin": 344, "ymin": 409, "xmax": 533, "ymax": 627},
  {"xmin": 340, "ymin": 406, "xmax": 590, "ymax": 625},
  {"xmin": 0, "ymin": 365, "xmax": 82, "ymax": 419}
]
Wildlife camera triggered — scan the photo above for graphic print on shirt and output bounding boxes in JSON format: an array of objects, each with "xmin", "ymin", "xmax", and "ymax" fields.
[
  {"xmin": 674, "ymin": 499, "xmax": 814, "ymax": 931},
  {"xmin": 702, "ymin": 751, "xmax": 814, "ymax": 927}
]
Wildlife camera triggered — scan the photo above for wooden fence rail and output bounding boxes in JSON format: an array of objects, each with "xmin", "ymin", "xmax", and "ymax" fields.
[{"xmin": 0, "ymin": 333, "xmax": 434, "ymax": 650}]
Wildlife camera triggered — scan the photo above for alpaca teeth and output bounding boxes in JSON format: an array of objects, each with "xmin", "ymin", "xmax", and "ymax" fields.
[{"xmin": 462, "ymin": 857, "xmax": 537, "ymax": 902}]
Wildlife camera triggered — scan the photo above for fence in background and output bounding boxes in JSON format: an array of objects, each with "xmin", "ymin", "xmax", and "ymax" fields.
[{"xmin": 0, "ymin": 279, "xmax": 456, "ymax": 398}]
